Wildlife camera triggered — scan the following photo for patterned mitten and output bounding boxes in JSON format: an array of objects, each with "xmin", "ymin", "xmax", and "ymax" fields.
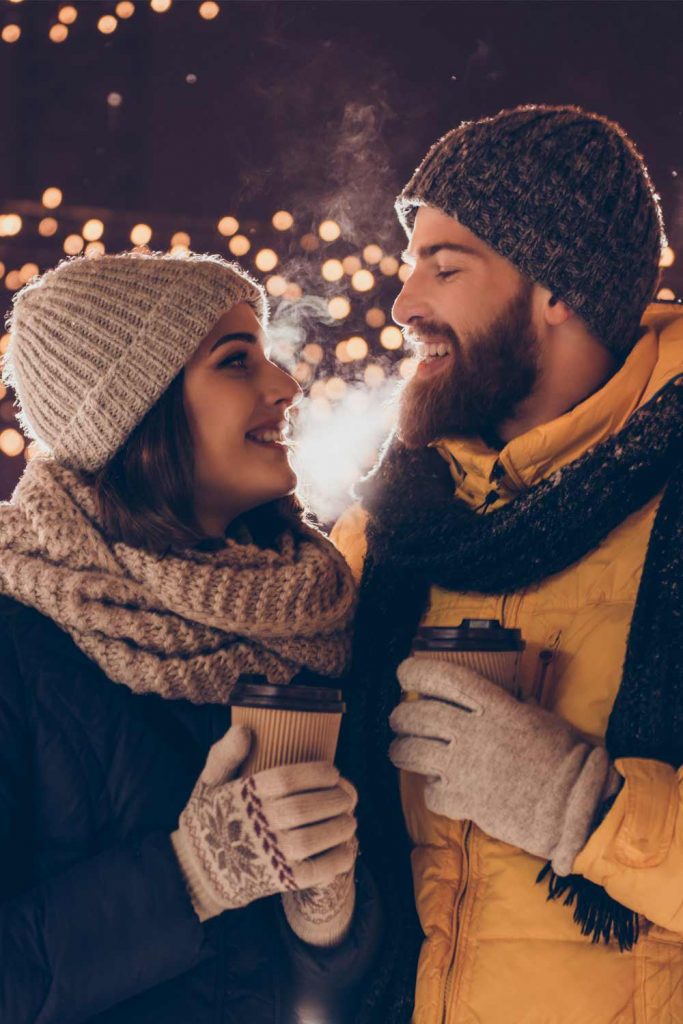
[{"xmin": 171, "ymin": 725, "xmax": 357, "ymax": 921}]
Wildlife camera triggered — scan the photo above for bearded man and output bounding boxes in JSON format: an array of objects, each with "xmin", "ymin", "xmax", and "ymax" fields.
[{"xmin": 332, "ymin": 106, "xmax": 683, "ymax": 1024}]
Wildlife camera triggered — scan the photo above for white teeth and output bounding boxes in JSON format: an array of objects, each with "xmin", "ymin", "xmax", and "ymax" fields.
[
  {"xmin": 436, "ymin": 342, "xmax": 449, "ymax": 356},
  {"xmin": 247, "ymin": 425, "xmax": 286, "ymax": 444},
  {"xmin": 420, "ymin": 341, "xmax": 452, "ymax": 358}
]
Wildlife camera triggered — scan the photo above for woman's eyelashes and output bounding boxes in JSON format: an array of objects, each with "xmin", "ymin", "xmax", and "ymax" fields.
[{"xmin": 217, "ymin": 349, "xmax": 249, "ymax": 370}]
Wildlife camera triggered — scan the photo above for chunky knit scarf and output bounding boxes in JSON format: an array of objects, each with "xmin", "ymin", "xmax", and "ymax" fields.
[
  {"xmin": 345, "ymin": 375, "xmax": 683, "ymax": 1023},
  {"xmin": 0, "ymin": 459, "xmax": 356, "ymax": 703}
]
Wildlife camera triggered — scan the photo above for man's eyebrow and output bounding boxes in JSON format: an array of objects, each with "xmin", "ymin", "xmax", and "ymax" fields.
[
  {"xmin": 209, "ymin": 331, "xmax": 258, "ymax": 354},
  {"xmin": 401, "ymin": 243, "xmax": 483, "ymax": 263}
]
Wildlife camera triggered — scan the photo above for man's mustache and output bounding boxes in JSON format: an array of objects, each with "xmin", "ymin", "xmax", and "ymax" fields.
[{"xmin": 404, "ymin": 321, "xmax": 462, "ymax": 353}]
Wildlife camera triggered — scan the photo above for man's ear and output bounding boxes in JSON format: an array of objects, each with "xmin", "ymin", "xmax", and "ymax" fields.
[{"xmin": 542, "ymin": 288, "xmax": 573, "ymax": 326}]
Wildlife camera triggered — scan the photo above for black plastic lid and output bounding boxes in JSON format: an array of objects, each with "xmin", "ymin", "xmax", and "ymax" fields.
[
  {"xmin": 230, "ymin": 676, "xmax": 345, "ymax": 713},
  {"xmin": 413, "ymin": 618, "xmax": 524, "ymax": 653}
]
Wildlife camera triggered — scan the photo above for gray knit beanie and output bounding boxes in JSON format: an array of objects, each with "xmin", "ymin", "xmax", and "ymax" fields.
[
  {"xmin": 396, "ymin": 104, "xmax": 665, "ymax": 358},
  {"xmin": 3, "ymin": 250, "xmax": 267, "ymax": 471}
]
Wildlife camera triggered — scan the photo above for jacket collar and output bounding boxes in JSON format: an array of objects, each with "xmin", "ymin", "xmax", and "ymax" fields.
[{"xmin": 433, "ymin": 304, "xmax": 683, "ymax": 510}]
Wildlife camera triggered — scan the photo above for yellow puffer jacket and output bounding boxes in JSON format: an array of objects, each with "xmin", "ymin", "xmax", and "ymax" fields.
[{"xmin": 331, "ymin": 304, "xmax": 683, "ymax": 1024}]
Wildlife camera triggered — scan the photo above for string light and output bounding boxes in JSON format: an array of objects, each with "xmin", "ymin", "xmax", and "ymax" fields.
[
  {"xmin": 266, "ymin": 275, "xmax": 288, "ymax": 297},
  {"xmin": 63, "ymin": 235, "xmax": 84, "ymax": 255},
  {"xmin": 659, "ymin": 246, "xmax": 676, "ymax": 268},
  {"xmin": 379, "ymin": 255, "xmax": 399, "ymax": 275},
  {"xmin": 130, "ymin": 223, "xmax": 152, "ymax": 246},
  {"xmin": 365, "ymin": 307, "xmax": 386, "ymax": 328},
  {"xmin": 272, "ymin": 211, "xmax": 293, "ymax": 231},
  {"xmin": 217, "ymin": 215, "xmax": 239, "ymax": 236},
  {"xmin": 283, "ymin": 282, "xmax": 302, "ymax": 300},
  {"xmin": 299, "ymin": 233, "xmax": 319, "ymax": 253},
  {"xmin": 321, "ymin": 259, "xmax": 344, "ymax": 282},
  {"xmin": 363, "ymin": 244, "xmax": 382, "ymax": 264},
  {"xmin": 199, "ymin": 2, "xmax": 220, "ymax": 19},
  {"xmin": 0, "ymin": 215, "xmax": 22, "ymax": 237},
  {"xmin": 171, "ymin": 231, "xmax": 190, "ymax": 247},
  {"xmin": 342, "ymin": 255, "xmax": 361, "ymax": 275},
  {"xmin": 97, "ymin": 15, "xmax": 118, "ymax": 34},
  {"xmin": 85, "ymin": 241, "xmax": 105, "ymax": 257},
  {"xmin": 150, "ymin": 0, "xmax": 172, "ymax": 10},
  {"xmin": 325, "ymin": 377, "xmax": 347, "ymax": 400},
  {"xmin": 0, "ymin": 263, "xmax": 4, "ymax": 279},
  {"xmin": 327, "ymin": 296, "xmax": 351, "ymax": 320},
  {"xmin": 657, "ymin": 287, "xmax": 676, "ymax": 300},
  {"xmin": 82, "ymin": 219, "xmax": 104, "ymax": 241},
  {"xmin": 1, "ymin": 25, "xmax": 21, "ymax": 43},
  {"xmin": 380, "ymin": 325, "xmax": 403, "ymax": 350},
  {"xmin": 19, "ymin": 263, "xmax": 39, "ymax": 284},
  {"xmin": 49, "ymin": 24, "xmax": 69, "ymax": 42},
  {"xmin": 351, "ymin": 269, "xmax": 374, "ymax": 292},
  {"xmin": 364, "ymin": 364, "xmax": 386, "ymax": 388},
  {"xmin": 4, "ymin": 270, "xmax": 23, "ymax": 290},
  {"xmin": 38, "ymin": 217, "xmax": 58, "ymax": 237},
  {"xmin": 293, "ymin": 362, "xmax": 313, "ymax": 385},
  {"xmin": 346, "ymin": 336, "xmax": 368, "ymax": 360},
  {"xmin": 107, "ymin": 92, "xmax": 123, "ymax": 108},
  {"xmin": 319, "ymin": 220, "xmax": 341, "ymax": 242},
  {"xmin": 398, "ymin": 264, "xmax": 411, "ymax": 283},
  {"xmin": 58, "ymin": 6, "xmax": 78, "ymax": 24},
  {"xmin": 0, "ymin": 429, "xmax": 24, "ymax": 458},
  {"xmin": 116, "ymin": 1, "xmax": 136, "ymax": 17},
  {"xmin": 335, "ymin": 341, "xmax": 352, "ymax": 363},
  {"xmin": 254, "ymin": 248, "xmax": 278, "ymax": 272},
  {"xmin": 228, "ymin": 234, "xmax": 250, "ymax": 256},
  {"xmin": 42, "ymin": 187, "xmax": 63, "ymax": 209},
  {"xmin": 302, "ymin": 343, "xmax": 323, "ymax": 365}
]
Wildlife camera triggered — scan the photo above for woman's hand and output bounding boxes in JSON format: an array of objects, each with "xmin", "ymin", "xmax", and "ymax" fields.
[{"xmin": 171, "ymin": 725, "xmax": 357, "ymax": 922}]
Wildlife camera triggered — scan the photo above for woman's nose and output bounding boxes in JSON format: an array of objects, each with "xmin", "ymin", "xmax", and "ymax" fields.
[{"xmin": 266, "ymin": 361, "xmax": 302, "ymax": 409}]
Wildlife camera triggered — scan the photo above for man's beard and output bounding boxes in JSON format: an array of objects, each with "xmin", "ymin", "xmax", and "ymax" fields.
[{"xmin": 397, "ymin": 281, "xmax": 539, "ymax": 449}]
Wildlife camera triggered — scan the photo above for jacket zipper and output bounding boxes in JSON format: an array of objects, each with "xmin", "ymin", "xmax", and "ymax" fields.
[{"xmin": 440, "ymin": 821, "xmax": 473, "ymax": 1024}]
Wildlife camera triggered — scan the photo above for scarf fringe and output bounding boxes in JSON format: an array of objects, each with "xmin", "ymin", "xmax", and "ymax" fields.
[{"xmin": 537, "ymin": 863, "xmax": 640, "ymax": 951}]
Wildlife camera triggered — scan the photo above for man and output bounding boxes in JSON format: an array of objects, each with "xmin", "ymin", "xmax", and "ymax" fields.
[{"xmin": 332, "ymin": 105, "xmax": 683, "ymax": 1023}]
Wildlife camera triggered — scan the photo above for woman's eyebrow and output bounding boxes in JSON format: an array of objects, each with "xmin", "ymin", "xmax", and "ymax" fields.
[{"xmin": 209, "ymin": 331, "xmax": 258, "ymax": 354}]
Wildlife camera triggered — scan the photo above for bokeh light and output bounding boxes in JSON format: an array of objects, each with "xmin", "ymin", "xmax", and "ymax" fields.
[
  {"xmin": 255, "ymin": 248, "xmax": 278, "ymax": 272},
  {"xmin": 398, "ymin": 264, "xmax": 412, "ymax": 283},
  {"xmin": 380, "ymin": 325, "xmax": 403, "ymax": 350},
  {"xmin": 97, "ymin": 15, "xmax": 118, "ymax": 34},
  {"xmin": 130, "ymin": 223, "xmax": 152, "ymax": 246},
  {"xmin": 38, "ymin": 217, "xmax": 58, "ymax": 237},
  {"xmin": 659, "ymin": 246, "xmax": 676, "ymax": 268},
  {"xmin": 325, "ymin": 377, "xmax": 348, "ymax": 401},
  {"xmin": 342, "ymin": 255, "xmax": 361, "ymax": 275},
  {"xmin": 49, "ymin": 24, "xmax": 69, "ymax": 43},
  {"xmin": 321, "ymin": 259, "xmax": 344, "ymax": 282},
  {"xmin": 85, "ymin": 241, "xmax": 105, "ymax": 257},
  {"xmin": 228, "ymin": 234, "xmax": 251, "ymax": 256},
  {"xmin": 399, "ymin": 357, "xmax": 418, "ymax": 380},
  {"xmin": 363, "ymin": 244, "xmax": 383, "ymax": 264},
  {"xmin": 42, "ymin": 187, "xmax": 63, "ymax": 209},
  {"xmin": 150, "ymin": 0, "xmax": 172, "ymax": 11},
  {"xmin": 657, "ymin": 287, "xmax": 676, "ymax": 300},
  {"xmin": 335, "ymin": 341, "xmax": 352, "ymax": 363},
  {"xmin": 171, "ymin": 230, "xmax": 190, "ymax": 247},
  {"xmin": 63, "ymin": 234, "xmax": 84, "ymax": 255},
  {"xmin": 1, "ymin": 25, "xmax": 21, "ymax": 43},
  {"xmin": 19, "ymin": 263, "xmax": 39, "ymax": 284},
  {"xmin": 58, "ymin": 5, "xmax": 78, "ymax": 24},
  {"xmin": 365, "ymin": 307, "xmax": 386, "ymax": 328},
  {"xmin": 379, "ymin": 255, "xmax": 400, "ymax": 276},
  {"xmin": 116, "ymin": 1, "xmax": 135, "ymax": 17},
  {"xmin": 272, "ymin": 210, "xmax": 294, "ymax": 231},
  {"xmin": 319, "ymin": 220, "xmax": 341, "ymax": 242},
  {"xmin": 0, "ymin": 429, "xmax": 24, "ymax": 458},
  {"xmin": 266, "ymin": 275, "xmax": 288, "ymax": 297},
  {"xmin": 352, "ymin": 269, "xmax": 375, "ymax": 292},
  {"xmin": 299, "ymin": 233, "xmax": 320, "ymax": 252},
  {"xmin": 0, "ymin": 215, "xmax": 22, "ymax": 237},
  {"xmin": 328, "ymin": 296, "xmax": 351, "ymax": 320},
  {"xmin": 364, "ymin": 363, "xmax": 386, "ymax": 388},
  {"xmin": 199, "ymin": 1, "xmax": 220, "ymax": 18},
  {"xmin": 82, "ymin": 219, "xmax": 104, "ymax": 241},
  {"xmin": 346, "ymin": 335, "xmax": 368, "ymax": 360},
  {"xmin": 302, "ymin": 342, "xmax": 323, "ymax": 365},
  {"xmin": 4, "ymin": 271, "xmax": 22, "ymax": 291},
  {"xmin": 217, "ymin": 215, "xmax": 239, "ymax": 236}
]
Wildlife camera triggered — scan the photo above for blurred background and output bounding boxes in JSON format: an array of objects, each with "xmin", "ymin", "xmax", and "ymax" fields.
[{"xmin": 0, "ymin": 0, "xmax": 681, "ymax": 520}]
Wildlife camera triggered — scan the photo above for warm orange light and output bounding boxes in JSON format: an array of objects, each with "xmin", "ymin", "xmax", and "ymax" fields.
[
  {"xmin": 266, "ymin": 275, "xmax": 288, "ymax": 297},
  {"xmin": 325, "ymin": 377, "xmax": 347, "ymax": 401},
  {"xmin": 150, "ymin": 0, "xmax": 172, "ymax": 11},
  {"xmin": 19, "ymin": 263, "xmax": 39, "ymax": 284},
  {"xmin": 38, "ymin": 217, "xmax": 58, "ymax": 237},
  {"xmin": 379, "ymin": 255, "xmax": 399, "ymax": 275},
  {"xmin": 351, "ymin": 269, "xmax": 374, "ymax": 292},
  {"xmin": 1, "ymin": 25, "xmax": 21, "ymax": 43},
  {"xmin": 0, "ymin": 214, "xmax": 22, "ymax": 236},
  {"xmin": 85, "ymin": 241, "xmax": 105, "ymax": 257},
  {"xmin": 364, "ymin": 363, "xmax": 385, "ymax": 388},
  {"xmin": 116, "ymin": 1, "xmax": 136, "ymax": 17},
  {"xmin": 98, "ymin": 15, "xmax": 118, "ymax": 33},
  {"xmin": 255, "ymin": 248, "xmax": 278, "ymax": 272},
  {"xmin": 0, "ymin": 429, "xmax": 25, "ymax": 457},
  {"xmin": 321, "ymin": 259, "xmax": 344, "ymax": 282},
  {"xmin": 299, "ymin": 233, "xmax": 319, "ymax": 252},
  {"xmin": 365, "ymin": 307, "xmax": 386, "ymax": 328},
  {"xmin": 42, "ymin": 187, "xmax": 63, "ymax": 209},
  {"xmin": 398, "ymin": 263, "xmax": 412, "ymax": 283},
  {"xmin": 272, "ymin": 210, "xmax": 294, "ymax": 231},
  {"xmin": 380, "ymin": 325, "xmax": 403, "ymax": 350},
  {"xmin": 49, "ymin": 23, "xmax": 69, "ymax": 42},
  {"xmin": 82, "ymin": 218, "xmax": 104, "ymax": 241},
  {"xmin": 171, "ymin": 231, "xmax": 190, "ymax": 247},
  {"xmin": 293, "ymin": 362, "xmax": 313, "ymax": 385},
  {"xmin": 346, "ymin": 335, "xmax": 368, "ymax": 360},
  {"xmin": 283, "ymin": 282, "xmax": 303, "ymax": 300},
  {"xmin": 659, "ymin": 246, "xmax": 676, "ymax": 269},
  {"xmin": 328, "ymin": 296, "xmax": 351, "ymax": 320},
  {"xmin": 4, "ymin": 270, "xmax": 22, "ymax": 290},
  {"xmin": 217, "ymin": 215, "xmax": 239, "ymax": 236},
  {"xmin": 58, "ymin": 5, "xmax": 78, "ymax": 24},
  {"xmin": 319, "ymin": 220, "xmax": 341, "ymax": 242},
  {"xmin": 302, "ymin": 342, "xmax": 323, "ymax": 365},
  {"xmin": 363, "ymin": 244, "xmax": 383, "ymax": 265},
  {"xmin": 657, "ymin": 287, "xmax": 676, "ymax": 300},
  {"xmin": 228, "ymin": 234, "xmax": 250, "ymax": 256},
  {"xmin": 63, "ymin": 235, "xmax": 84, "ymax": 255},
  {"xmin": 130, "ymin": 223, "xmax": 152, "ymax": 246},
  {"xmin": 199, "ymin": 1, "xmax": 220, "ymax": 18},
  {"xmin": 342, "ymin": 255, "xmax": 361, "ymax": 275},
  {"xmin": 399, "ymin": 357, "xmax": 418, "ymax": 380}
]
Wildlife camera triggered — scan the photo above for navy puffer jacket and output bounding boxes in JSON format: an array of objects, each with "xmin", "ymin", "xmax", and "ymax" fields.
[{"xmin": 0, "ymin": 596, "xmax": 380, "ymax": 1024}]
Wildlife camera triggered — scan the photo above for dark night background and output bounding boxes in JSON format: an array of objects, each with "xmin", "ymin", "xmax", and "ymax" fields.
[{"xmin": 0, "ymin": 0, "xmax": 681, "ymax": 507}]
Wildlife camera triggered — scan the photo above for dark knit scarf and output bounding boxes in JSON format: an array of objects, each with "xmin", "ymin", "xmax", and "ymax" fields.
[{"xmin": 344, "ymin": 375, "xmax": 683, "ymax": 1024}]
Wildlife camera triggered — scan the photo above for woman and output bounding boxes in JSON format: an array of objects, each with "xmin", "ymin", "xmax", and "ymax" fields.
[{"xmin": 0, "ymin": 251, "xmax": 378, "ymax": 1023}]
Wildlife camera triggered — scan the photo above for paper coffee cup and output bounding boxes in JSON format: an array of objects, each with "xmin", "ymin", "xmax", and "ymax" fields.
[
  {"xmin": 412, "ymin": 618, "xmax": 524, "ymax": 696},
  {"xmin": 230, "ymin": 675, "xmax": 345, "ymax": 774}
]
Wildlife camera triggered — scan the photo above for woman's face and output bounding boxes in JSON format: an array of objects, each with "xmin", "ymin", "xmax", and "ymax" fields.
[{"xmin": 183, "ymin": 302, "xmax": 301, "ymax": 536}]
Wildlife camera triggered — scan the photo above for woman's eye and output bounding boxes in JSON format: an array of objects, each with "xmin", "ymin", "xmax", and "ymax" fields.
[{"xmin": 218, "ymin": 350, "xmax": 248, "ymax": 369}]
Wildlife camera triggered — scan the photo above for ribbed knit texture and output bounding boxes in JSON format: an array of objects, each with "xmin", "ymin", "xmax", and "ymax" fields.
[
  {"xmin": 3, "ymin": 251, "xmax": 267, "ymax": 471},
  {"xmin": 0, "ymin": 458, "xmax": 356, "ymax": 702},
  {"xmin": 396, "ymin": 105, "xmax": 665, "ymax": 358}
]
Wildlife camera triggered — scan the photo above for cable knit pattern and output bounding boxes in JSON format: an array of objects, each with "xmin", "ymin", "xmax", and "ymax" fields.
[{"xmin": 0, "ymin": 458, "xmax": 356, "ymax": 702}]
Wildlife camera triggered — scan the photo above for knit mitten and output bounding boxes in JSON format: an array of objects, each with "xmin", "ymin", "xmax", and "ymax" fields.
[
  {"xmin": 281, "ymin": 837, "xmax": 358, "ymax": 947},
  {"xmin": 390, "ymin": 658, "xmax": 621, "ymax": 876},
  {"xmin": 171, "ymin": 725, "xmax": 357, "ymax": 921}
]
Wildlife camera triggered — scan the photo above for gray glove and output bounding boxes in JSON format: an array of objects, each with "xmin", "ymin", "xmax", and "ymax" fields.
[
  {"xmin": 171, "ymin": 725, "xmax": 358, "ymax": 925},
  {"xmin": 389, "ymin": 657, "xmax": 620, "ymax": 876}
]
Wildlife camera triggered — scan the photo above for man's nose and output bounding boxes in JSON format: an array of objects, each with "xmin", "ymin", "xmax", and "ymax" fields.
[{"xmin": 392, "ymin": 272, "xmax": 432, "ymax": 327}]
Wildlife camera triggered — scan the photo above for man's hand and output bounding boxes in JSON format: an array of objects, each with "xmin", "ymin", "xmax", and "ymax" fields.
[{"xmin": 389, "ymin": 657, "xmax": 620, "ymax": 875}]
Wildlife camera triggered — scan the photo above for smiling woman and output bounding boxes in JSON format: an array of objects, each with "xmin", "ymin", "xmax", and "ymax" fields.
[{"xmin": 0, "ymin": 250, "xmax": 378, "ymax": 1024}]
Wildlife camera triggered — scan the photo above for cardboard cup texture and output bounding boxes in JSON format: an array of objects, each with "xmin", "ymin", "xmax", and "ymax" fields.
[
  {"xmin": 412, "ymin": 619, "xmax": 524, "ymax": 696},
  {"xmin": 230, "ymin": 680, "xmax": 345, "ymax": 775}
]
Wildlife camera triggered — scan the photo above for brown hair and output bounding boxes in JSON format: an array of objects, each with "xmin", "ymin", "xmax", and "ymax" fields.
[{"xmin": 91, "ymin": 371, "xmax": 305, "ymax": 554}]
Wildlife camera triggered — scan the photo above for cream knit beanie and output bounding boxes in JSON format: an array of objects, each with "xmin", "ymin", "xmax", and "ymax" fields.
[{"xmin": 3, "ymin": 250, "xmax": 267, "ymax": 472}]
